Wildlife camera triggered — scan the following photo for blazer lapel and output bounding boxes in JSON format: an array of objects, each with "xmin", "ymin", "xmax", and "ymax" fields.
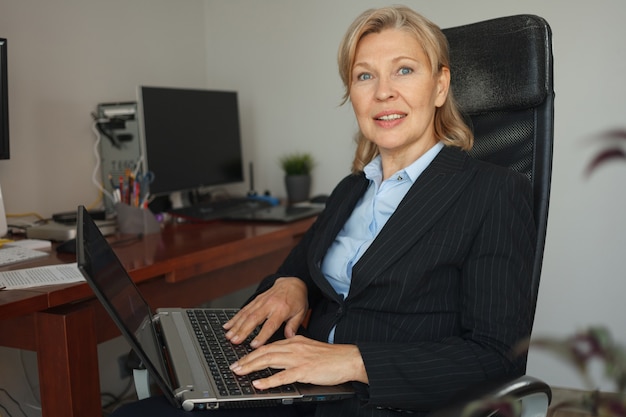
[
  {"xmin": 309, "ymin": 174, "xmax": 370, "ymax": 301},
  {"xmin": 349, "ymin": 147, "xmax": 476, "ymax": 298}
]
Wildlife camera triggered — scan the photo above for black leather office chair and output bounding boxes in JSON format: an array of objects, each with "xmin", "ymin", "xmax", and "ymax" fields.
[{"xmin": 429, "ymin": 14, "xmax": 555, "ymax": 417}]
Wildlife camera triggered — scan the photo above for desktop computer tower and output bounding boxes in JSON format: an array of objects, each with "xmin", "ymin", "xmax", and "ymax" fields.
[{"xmin": 96, "ymin": 102, "xmax": 142, "ymax": 213}]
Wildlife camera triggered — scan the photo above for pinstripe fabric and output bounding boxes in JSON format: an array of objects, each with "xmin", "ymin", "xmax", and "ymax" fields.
[{"xmin": 255, "ymin": 146, "xmax": 535, "ymax": 417}]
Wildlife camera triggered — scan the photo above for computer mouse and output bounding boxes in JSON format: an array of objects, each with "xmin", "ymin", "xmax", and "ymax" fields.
[{"xmin": 56, "ymin": 238, "xmax": 76, "ymax": 254}]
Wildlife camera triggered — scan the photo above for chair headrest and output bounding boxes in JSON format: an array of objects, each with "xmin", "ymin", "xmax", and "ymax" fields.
[{"xmin": 443, "ymin": 15, "xmax": 552, "ymax": 115}]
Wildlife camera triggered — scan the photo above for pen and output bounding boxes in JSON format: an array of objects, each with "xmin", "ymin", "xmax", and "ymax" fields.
[
  {"xmin": 127, "ymin": 172, "xmax": 134, "ymax": 205},
  {"xmin": 119, "ymin": 175, "xmax": 125, "ymax": 202},
  {"xmin": 133, "ymin": 181, "xmax": 140, "ymax": 207}
]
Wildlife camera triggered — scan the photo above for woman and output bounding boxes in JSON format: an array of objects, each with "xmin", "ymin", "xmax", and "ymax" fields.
[{"xmin": 223, "ymin": 5, "xmax": 536, "ymax": 417}]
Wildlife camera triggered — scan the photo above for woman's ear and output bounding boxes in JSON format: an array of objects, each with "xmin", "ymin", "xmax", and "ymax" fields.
[{"xmin": 435, "ymin": 66, "xmax": 450, "ymax": 108}]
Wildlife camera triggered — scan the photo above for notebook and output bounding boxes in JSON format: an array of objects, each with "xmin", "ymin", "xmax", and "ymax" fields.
[
  {"xmin": 75, "ymin": 205, "xmax": 354, "ymax": 411},
  {"xmin": 225, "ymin": 204, "xmax": 323, "ymax": 223}
]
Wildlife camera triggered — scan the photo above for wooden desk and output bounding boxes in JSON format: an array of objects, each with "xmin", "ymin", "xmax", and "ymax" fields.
[{"xmin": 0, "ymin": 217, "xmax": 314, "ymax": 417}]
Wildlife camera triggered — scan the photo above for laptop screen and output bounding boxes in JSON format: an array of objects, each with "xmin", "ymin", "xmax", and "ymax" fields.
[{"xmin": 76, "ymin": 206, "xmax": 176, "ymax": 401}]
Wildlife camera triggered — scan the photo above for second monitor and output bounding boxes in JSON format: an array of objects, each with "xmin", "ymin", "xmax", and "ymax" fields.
[{"xmin": 138, "ymin": 86, "xmax": 245, "ymax": 197}]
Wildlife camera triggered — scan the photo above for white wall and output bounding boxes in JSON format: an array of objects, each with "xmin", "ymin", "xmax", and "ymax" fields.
[
  {"xmin": 0, "ymin": 0, "xmax": 210, "ymax": 217},
  {"xmin": 0, "ymin": 0, "xmax": 625, "ymax": 414}
]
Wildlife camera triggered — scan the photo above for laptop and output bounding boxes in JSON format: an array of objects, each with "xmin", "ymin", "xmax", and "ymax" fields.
[
  {"xmin": 75, "ymin": 205, "xmax": 354, "ymax": 411},
  {"xmin": 225, "ymin": 204, "xmax": 323, "ymax": 223}
]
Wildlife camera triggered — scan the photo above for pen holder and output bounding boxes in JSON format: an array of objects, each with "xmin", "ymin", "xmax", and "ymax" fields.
[{"xmin": 115, "ymin": 203, "xmax": 161, "ymax": 235}]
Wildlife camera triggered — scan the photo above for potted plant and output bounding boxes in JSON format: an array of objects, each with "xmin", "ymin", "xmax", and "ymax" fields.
[{"xmin": 279, "ymin": 152, "xmax": 315, "ymax": 204}]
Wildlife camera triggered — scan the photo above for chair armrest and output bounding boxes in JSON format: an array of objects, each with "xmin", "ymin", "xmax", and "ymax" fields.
[{"xmin": 427, "ymin": 375, "xmax": 552, "ymax": 417}]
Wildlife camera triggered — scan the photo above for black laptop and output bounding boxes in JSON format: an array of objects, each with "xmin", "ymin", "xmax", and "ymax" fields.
[{"xmin": 75, "ymin": 205, "xmax": 354, "ymax": 411}]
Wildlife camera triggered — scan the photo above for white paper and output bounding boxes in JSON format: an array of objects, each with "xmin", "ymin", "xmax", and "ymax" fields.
[
  {"xmin": 0, "ymin": 263, "xmax": 84, "ymax": 290},
  {"xmin": 0, "ymin": 246, "xmax": 48, "ymax": 267}
]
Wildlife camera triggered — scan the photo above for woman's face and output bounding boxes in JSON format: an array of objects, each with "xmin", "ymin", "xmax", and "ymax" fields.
[{"xmin": 350, "ymin": 29, "xmax": 449, "ymax": 165}]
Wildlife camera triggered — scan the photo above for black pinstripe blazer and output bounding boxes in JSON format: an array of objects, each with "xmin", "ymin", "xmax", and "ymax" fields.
[{"xmin": 254, "ymin": 146, "xmax": 536, "ymax": 417}]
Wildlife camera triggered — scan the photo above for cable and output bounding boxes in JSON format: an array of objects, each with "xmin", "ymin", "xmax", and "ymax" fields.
[
  {"xmin": 5, "ymin": 213, "xmax": 46, "ymax": 235},
  {"xmin": 132, "ymin": 155, "xmax": 144, "ymax": 178},
  {"xmin": 91, "ymin": 120, "xmax": 115, "ymax": 205},
  {"xmin": 86, "ymin": 191, "xmax": 105, "ymax": 212},
  {"xmin": 0, "ymin": 388, "xmax": 28, "ymax": 417},
  {"xmin": 101, "ymin": 376, "xmax": 134, "ymax": 414},
  {"xmin": 5, "ymin": 212, "xmax": 45, "ymax": 221},
  {"xmin": 0, "ymin": 403, "xmax": 12, "ymax": 417}
]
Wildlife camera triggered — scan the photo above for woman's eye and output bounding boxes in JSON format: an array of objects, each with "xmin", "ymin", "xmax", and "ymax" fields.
[
  {"xmin": 398, "ymin": 67, "xmax": 413, "ymax": 75},
  {"xmin": 357, "ymin": 73, "xmax": 372, "ymax": 81}
]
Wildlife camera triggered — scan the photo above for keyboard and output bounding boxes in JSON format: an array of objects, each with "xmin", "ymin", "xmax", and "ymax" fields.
[
  {"xmin": 0, "ymin": 246, "xmax": 48, "ymax": 267},
  {"xmin": 168, "ymin": 198, "xmax": 271, "ymax": 222},
  {"xmin": 187, "ymin": 309, "xmax": 296, "ymax": 397}
]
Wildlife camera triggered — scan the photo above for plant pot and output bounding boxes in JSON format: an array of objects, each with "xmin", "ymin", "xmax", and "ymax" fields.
[{"xmin": 284, "ymin": 174, "xmax": 311, "ymax": 204}]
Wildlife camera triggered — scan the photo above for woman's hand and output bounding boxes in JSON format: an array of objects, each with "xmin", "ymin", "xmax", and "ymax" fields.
[
  {"xmin": 229, "ymin": 335, "xmax": 368, "ymax": 389},
  {"xmin": 223, "ymin": 277, "xmax": 309, "ymax": 348}
]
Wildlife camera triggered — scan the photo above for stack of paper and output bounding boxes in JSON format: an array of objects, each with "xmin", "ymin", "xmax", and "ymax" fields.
[{"xmin": 0, "ymin": 263, "xmax": 84, "ymax": 290}]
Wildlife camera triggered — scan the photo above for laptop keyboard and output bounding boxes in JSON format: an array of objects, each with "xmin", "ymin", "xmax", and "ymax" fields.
[{"xmin": 187, "ymin": 309, "xmax": 297, "ymax": 397}]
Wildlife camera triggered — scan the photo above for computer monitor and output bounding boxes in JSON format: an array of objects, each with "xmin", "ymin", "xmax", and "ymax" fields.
[
  {"xmin": 0, "ymin": 38, "xmax": 9, "ymax": 160},
  {"xmin": 138, "ymin": 86, "xmax": 244, "ymax": 196}
]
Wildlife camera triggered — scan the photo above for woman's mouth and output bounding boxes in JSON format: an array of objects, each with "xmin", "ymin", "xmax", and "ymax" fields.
[
  {"xmin": 375, "ymin": 113, "xmax": 406, "ymax": 121},
  {"xmin": 374, "ymin": 112, "xmax": 407, "ymax": 128}
]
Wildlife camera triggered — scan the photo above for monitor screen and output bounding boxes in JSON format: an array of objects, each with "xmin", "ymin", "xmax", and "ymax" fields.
[
  {"xmin": 138, "ymin": 86, "xmax": 244, "ymax": 195},
  {"xmin": 0, "ymin": 38, "xmax": 9, "ymax": 160}
]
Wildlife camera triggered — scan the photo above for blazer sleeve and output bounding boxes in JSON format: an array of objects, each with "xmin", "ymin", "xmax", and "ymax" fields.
[{"xmin": 356, "ymin": 169, "xmax": 536, "ymax": 411}]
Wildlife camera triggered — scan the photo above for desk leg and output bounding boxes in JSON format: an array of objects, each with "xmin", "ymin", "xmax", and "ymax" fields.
[{"xmin": 36, "ymin": 306, "xmax": 101, "ymax": 417}]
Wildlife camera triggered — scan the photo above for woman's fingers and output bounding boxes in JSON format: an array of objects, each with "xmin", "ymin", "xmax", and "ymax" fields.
[
  {"xmin": 229, "ymin": 336, "xmax": 368, "ymax": 388},
  {"xmin": 223, "ymin": 277, "xmax": 309, "ymax": 346}
]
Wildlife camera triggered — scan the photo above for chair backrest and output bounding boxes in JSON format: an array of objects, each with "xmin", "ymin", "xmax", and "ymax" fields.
[{"xmin": 442, "ymin": 15, "xmax": 554, "ymax": 324}]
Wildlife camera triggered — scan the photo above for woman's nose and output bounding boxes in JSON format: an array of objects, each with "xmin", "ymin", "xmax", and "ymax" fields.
[{"xmin": 375, "ymin": 77, "xmax": 397, "ymax": 101}]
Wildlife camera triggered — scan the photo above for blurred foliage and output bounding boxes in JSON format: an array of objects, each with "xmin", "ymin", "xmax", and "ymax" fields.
[
  {"xmin": 462, "ymin": 326, "xmax": 626, "ymax": 417},
  {"xmin": 531, "ymin": 326, "xmax": 626, "ymax": 417}
]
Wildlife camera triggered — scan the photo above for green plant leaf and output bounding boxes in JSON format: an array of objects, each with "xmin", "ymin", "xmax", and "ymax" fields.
[{"xmin": 279, "ymin": 152, "xmax": 315, "ymax": 176}]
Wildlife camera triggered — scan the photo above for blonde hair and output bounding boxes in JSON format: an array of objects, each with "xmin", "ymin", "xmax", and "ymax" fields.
[{"xmin": 337, "ymin": 6, "xmax": 473, "ymax": 173}]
